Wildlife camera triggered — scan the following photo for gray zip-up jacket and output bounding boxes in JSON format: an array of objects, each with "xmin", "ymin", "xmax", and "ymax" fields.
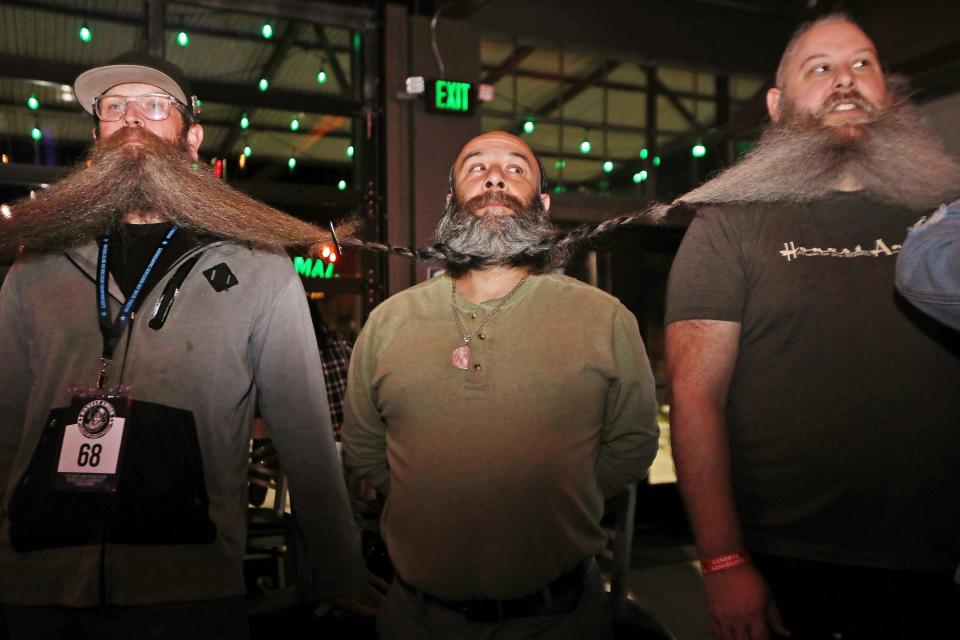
[{"xmin": 0, "ymin": 240, "xmax": 364, "ymax": 606}]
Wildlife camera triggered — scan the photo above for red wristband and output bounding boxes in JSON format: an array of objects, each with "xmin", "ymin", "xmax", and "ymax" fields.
[{"xmin": 700, "ymin": 552, "xmax": 750, "ymax": 575}]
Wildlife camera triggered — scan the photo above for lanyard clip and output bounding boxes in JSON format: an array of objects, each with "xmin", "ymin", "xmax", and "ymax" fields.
[{"xmin": 97, "ymin": 357, "xmax": 110, "ymax": 391}]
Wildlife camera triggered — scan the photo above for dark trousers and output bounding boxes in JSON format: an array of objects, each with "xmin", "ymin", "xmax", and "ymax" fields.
[
  {"xmin": 0, "ymin": 596, "xmax": 249, "ymax": 640},
  {"xmin": 753, "ymin": 552, "xmax": 960, "ymax": 640}
]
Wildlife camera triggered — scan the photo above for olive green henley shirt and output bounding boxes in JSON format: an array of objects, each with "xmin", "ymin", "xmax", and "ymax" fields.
[{"xmin": 342, "ymin": 272, "xmax": 659, "ymax": 600}]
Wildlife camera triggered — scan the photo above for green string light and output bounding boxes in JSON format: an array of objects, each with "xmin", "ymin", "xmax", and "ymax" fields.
[
  {"xmin": 602, "ymin": 160, "xmax": 614, "ymax": 173},
  {"xmin": 346, "ymin": 145, "xmax": 354, "ymax": 158},
  {"xmin": 337, "ymin": 180, "xmax": 347, "ymax": 191},
  {"xmin": 317, "ymin": 70, "xmax": 327, "ymax": 84},
  {"xmin": 522, "ymin": 119, "xmax": 535, "ymax": 135},
  {"xmin": 261, "ymin": 23, "xmax": 273, "ymax": 39},
  {"xmin": 653, "ymin": 156, "xmax": 661, "ymax": 167},
  {"xmin": 289, "ymin": 117, "xmax": 300, "ymax": 132},
  {"xmin": 639, "ymin": 148, "xmax": 649, "ymax": 160},
  {"xmin": 243, "ymin": 146, "xmax": 252, "ymax": 158},
  {"xmin": 632, "ymin": 170, "xmax": 648, "ymax": 184},
  {"xmin": 287, "ymin": 157, "xmax": 296, "ymax": 171},
  {"xmin": 258, "ymin": 78, "xmax": 269, "ymax": 92},
  {"xmin": 692, "ymin": 144, "xmax": 707, "ymax": 158},
  {"xmin": 31, "ymin": 126, "xmax": 42, "ymax": 141},
  {"xmin": 579, "ymin": 138, "xmax": 591, "ymax": 155},
  {"xmin": 240, "ymin": 113, "xmax": 249, "ymax": 129},
  {"xmin": 79, "ymin": 25, "xmax": 92, "ymax": 43},
  {"xmin": 177, "ymin": 31, "xmax": 189, "ymax": 47},
  {"xmin": 27, "ymin": 94, "xmax": 39, "ymax": 110}
]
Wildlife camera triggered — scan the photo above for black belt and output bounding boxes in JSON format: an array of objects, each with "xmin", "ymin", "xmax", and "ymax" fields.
[{"xmin": 396, "ymin": 562, "xmax": 586, "ymax": 623}]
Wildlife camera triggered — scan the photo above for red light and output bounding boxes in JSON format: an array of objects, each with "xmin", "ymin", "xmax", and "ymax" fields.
[
  {"xmin": 214, "ymin": 158, "xmax": 223, "ymax": 178},
  {"xmin": 321, "ymin": 246, "xmax": 331, "ymax": 258}
]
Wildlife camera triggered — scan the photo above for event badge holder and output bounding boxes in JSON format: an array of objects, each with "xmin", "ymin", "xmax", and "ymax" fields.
[{"xmin": 55, "ymin": 225, "xmax": 177, "ymax": 492}]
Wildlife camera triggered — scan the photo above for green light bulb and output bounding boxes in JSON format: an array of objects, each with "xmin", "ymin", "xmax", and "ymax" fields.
[
  {"xmin": 240, "ymin": 113, "xmax": 249, "ymax": 129},
  {"xmin": 337, "ymin": 180, "xmax": 347, "ymax": 191},
  {"xmin": 639, "ymin": 148, "xmax": 649, "ymax": 160},
  {"xmin": 653, "ymin": 156, "xmax": 661, "ymax": 167},
  {"xmin": 523, "ymin": 120, "xmax": 535, "ymax": 134},
  {"xmin": 177, "ymin": 31, "xmax": 189, "ymax": 47},
  {"xmin": 31, "ymin": 126, "xmax": 42, "ymax": 141},
  {"xmin": 602, "ymin": 160, "xmax": 614, "ymax": 173},
  {"xmin": 692, "ymin": 144, "xmax": 706, "ymax": 158},
  {"xmin": 346, "ymin": 145, "xmax": 354, "ymax": 158},
  {"xmin": 290, "ymin": 117, "xmax": 300, "ymax": 132},
  {"xmin": 243, "ymin": 146, "xmax": 252, "ymax": 158},
  {"xmin": 287, "ymin": 157, "xmax": 296, "ymax": 170},
  {"xmin": 261, "ymin": 23, "xmax": 273, "ymax": 39},
  {"xmin": 27, "ymin": 94, "xmax": 39, "ymax": 110},
  {"xmin": 317, "ymin": 70, "xmax": 327, "ymax": 84},
  {"xmin": 579, "ymin": 139, "xmax": 591, "ymax": 155},
  {"xmin": 258, "ymin": 78, "xmax": 269, "ymax": 92},
  {"xmin": 79, "ymin": 25, "xmax": 92, "ymax": 43}
]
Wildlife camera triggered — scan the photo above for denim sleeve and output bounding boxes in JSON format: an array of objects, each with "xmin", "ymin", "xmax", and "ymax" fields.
[{"xmin": 895, "ymin": 200, "xmax": 960, "ymax": 330}]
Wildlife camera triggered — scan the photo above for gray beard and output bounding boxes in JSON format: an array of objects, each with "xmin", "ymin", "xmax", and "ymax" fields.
[
  {"xmin": 434, "ymin": 190, "xmax": 562, "ymax": 274},
  {"xmin": 654, "ymin": 84, "xmax": 960, "ymax": 216}
]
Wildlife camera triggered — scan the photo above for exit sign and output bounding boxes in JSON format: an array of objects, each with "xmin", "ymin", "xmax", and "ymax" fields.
[{"xmin": 426, "ymin": 79, "xmax": 475, "ymax": 116}]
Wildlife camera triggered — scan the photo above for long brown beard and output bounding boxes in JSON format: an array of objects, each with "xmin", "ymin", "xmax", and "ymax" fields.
[
  {"xmin": 654, "ymin": 81, "xmax": 960, "ymax": 216},
  {"xmin": 1, "ymin": 127, "xmax": 346, "ymax": 260}
]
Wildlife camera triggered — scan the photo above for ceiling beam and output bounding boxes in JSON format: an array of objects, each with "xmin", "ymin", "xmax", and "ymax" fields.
[
  {"xmin": 534, "ymin": 60, "xmax": 621, "ymax": 117},
  {"xmin": 313, "ymin": 24, "xmax": 352, "ymax": 93},
  {"xmin": 0, "ymin": 0, "xmax": 353, "ymax": 53},
  {"xmin": 481, "ymin": 45, "xmax": 535, "ymax": 85}
]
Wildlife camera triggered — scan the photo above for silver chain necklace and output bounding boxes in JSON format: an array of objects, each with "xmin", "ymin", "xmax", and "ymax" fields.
[{"xmin": 450, "ymin": 275, "xmax": 529, "ymax": 369}]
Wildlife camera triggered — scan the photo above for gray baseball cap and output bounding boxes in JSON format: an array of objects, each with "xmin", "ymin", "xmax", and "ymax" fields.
[{"xmin": 74, "ymin": 51, "xmax": 199, "ymax": 117}]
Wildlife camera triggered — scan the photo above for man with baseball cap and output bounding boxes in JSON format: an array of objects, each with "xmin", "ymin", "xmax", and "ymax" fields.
[{"xmin": 0, "ymin": 53, "xmax": 371, "ymax": 638}]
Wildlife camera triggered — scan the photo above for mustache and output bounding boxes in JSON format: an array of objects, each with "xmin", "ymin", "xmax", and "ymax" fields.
[
  {"xmin": 1, "ymin": 127, "xmax": 352, "ymax": 260},
  {"xmin": 462, "ymin": 190, "xmax": 526, "ymax": 214}
]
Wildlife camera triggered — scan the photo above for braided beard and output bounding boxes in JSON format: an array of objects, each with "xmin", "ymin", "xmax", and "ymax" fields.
[{"xmin": 1, "ymin": 127, "xmax": 342, "ymax": 260}]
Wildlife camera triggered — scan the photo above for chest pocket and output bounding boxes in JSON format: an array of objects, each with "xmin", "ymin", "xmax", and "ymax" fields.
[{"xmin": 8, "ymin": 400, "xmax": 216, "ymax": 551}]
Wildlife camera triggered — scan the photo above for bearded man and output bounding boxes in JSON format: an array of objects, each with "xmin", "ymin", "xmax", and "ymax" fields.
[
  {"xmin": 0, "ymin": 53, "xmax": 369, "ymax": 639},
  {"xmin": 341, "ymin": 131, "xmax": 660, "ymax": 639},
  {"xmin": 664, "ymin": 15, "xmax": 960, "ymax": 640}
]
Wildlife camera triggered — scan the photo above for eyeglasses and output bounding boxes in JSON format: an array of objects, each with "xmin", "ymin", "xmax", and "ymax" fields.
[{"xmin": 93, "ymin": 93, "xmax": 184, "ymax": 122}]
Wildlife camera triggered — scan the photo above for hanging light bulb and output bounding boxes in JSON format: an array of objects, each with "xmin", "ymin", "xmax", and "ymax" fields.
[
  {"xmin": 31, "ymin": 126, "xmax": 42, "ymax": 141},
  {"xmin": 261, "ymin": 23, "xmax": 273, "ymax": 39},
  {"xmin": 289, "ymin": 116, "xmax": 300, "ymax": 132},
  {"xmin": 346, "ymin": 145, "xmax": 354, "ymax": 158},
  {"xmin": 522, "ymin": 119, "xmax": 535, "ymax": 134},
  {"xmin": 258, "ymin": 78, "xmax": 269, "ymax": 92},
  {"xmin": 602, "ymin": 160, "xmax": 614, "ymax": 173},
  {"xmin": 27, "ymin": 94, "xmax": 40, "ymax": 110},
  {"xmin": 78, "ymin": 24, "xmax": 92, "ymax": 43},
  {"xmin": 243, "ymin": 145, "xmax": 252, "ymax": 158},
  {"xmin": 317, "ymin": 70, "xmax": 327, "ymax": 84},
  {"xmin": 177, "ymin": 31, "xmax": 189, "ymax": 47},
  {"xmin": 240, "ymin": 113, "xmax": 250, "ymax": 129},
  {"xmin": 337, "ymin": 179, "xmax": 347, "ymax": 191},
  {"xmin": 287, "ymin": 156, "xmax": 297, "ymax": 171},
  {"xmin": 579, "ymin": 136, "xmax": 592, "ymax": 155}
]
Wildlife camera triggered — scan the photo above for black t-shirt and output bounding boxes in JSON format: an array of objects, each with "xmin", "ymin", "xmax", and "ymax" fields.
[
  {"xmin": 106, "ymin": 223, "xmax": 196, "ymax": 305},
  {"xmin": 665, "ymin": 192, "xmax": 960, "ymax": 570}
]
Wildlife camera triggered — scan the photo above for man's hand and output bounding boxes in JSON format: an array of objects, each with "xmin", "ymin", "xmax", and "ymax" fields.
[
  {"xmin": 704, "ymin": 564, "xmax": 789, "ymax": 640},
  {"xmin": 314, "ymin": 573, "xmax": 390, "ymax": 617}
]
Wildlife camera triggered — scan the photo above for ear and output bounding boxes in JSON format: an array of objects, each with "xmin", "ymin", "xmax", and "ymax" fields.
[
  {"xmin": 539, "ymin": 192, "xmax": 551, "ymax": 213},
  {"xmin": 766, "ymin": 87, "xmax": 782, "ymax": 122},
  {"xmin": 185, "ymin": 124, "xmax": 204, "ymax": 160}
]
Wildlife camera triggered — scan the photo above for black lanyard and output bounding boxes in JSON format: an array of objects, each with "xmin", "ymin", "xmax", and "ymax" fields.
[{"xmin": 95, "ymin": 225, "xmax": 177, "ymax": 387}]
